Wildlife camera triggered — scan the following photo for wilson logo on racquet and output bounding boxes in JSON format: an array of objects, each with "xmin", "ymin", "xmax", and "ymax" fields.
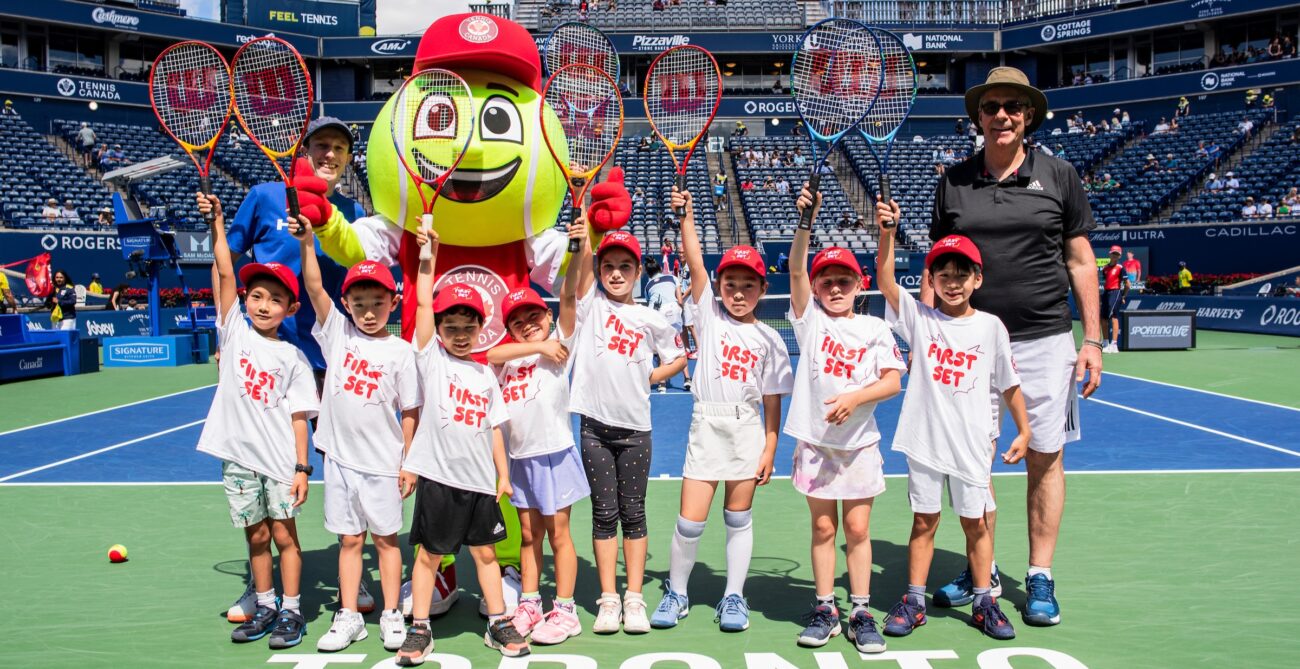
[
  {"xmin": 459, "ymin": 16, "xmax": 499, "ymax": 44},
  {"xmin": 239, "ymin": 68, "xmax": 299, "ymax": 116},
  {"xmin": 165, "ymin": 69, "xmax": 224, "ymax": 111}
]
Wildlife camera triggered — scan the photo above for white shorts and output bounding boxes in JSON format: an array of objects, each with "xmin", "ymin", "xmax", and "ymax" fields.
[
  {"xmin": 658, "ymin": 304, "xmax": 684, "ymax": 331},
  {"xmin": 683, "ymin": 402, "xmax": 765, "ymax": 481},
  {"xmin": 992, "ymin": 331, "xmax": 1081, "ymax": 454},
  {"xmin": 906, "ymin": 458, "xmax": 996, "ymax": 519},
  {"xmin": 323, "ymin": 456, "xmax": 404, "ymax": 536},
  {"xmin": 683, "ymin": 306, "xmax": 695, "ymax": 327},
  {"xmin": 792, "ymin": 441, "xmax": 886, "ymax": 500}
]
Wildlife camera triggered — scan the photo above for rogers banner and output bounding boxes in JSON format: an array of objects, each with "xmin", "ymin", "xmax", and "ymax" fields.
[{"xmin": 246, "ymin": 0, "xmax": 359, "ymax": 37}]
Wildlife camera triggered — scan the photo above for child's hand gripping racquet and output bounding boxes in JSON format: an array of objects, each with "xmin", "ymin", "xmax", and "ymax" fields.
[
  {"xmin": 230, "ymin": 36, "xmax": 313, "ymax": 223},
  {"xmin": 541, "ymin": 63, "xmax": 625, "ymax": 253},
  {"xmin": 149, "ymin": 41, "xmax": 232, "ymax": 225},
  {"xmin": 542, "ymin": 21, "xmax": 619, "ymax": 81},
  {"xmin": 390, "ymin": 69, "xmax": 475, "ymax": 261},
  {"xmin": 643, "ymin": 45, "xmax": 722, "ymax": 217},
  {"xmin": 791, "ymin": 18, "xmax": 882, "ymax": 231},
  {"xmin": 860, "ymin": 28, "xmax": 917, "ymax": 229}
]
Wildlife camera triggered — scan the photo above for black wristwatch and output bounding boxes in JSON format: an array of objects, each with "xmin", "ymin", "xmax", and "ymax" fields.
[{"xmin": 294, "ymin": 463, "xmax": 313, "ymax": 476}]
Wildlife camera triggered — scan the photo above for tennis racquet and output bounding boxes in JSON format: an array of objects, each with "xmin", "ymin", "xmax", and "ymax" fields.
[
  {"xmin": 149, "ymin": 41, "xmax": 232, "ymax": 225},
  {"xmin": 230, "ymin": 36, "xmax": 313, "ymax": 222},
  {"xmin": 541, "ymin": 63, "xmax": 625, "ymax": 253},
  {"xmin": 542, "ymin": 21, "xmax": 619, "ymax": 82},
  {"xmin": 390, "ymin": 69, "xmax": 475, "ymax": 261},
  {"xmin": 860, "ymin": 28, "xmax": 917, "ymax": 229},
  {"xmin": 643, "ymin": 45, "xmax": 722, "ymax": 216},
  {"xmin": 790, "ymin": 18, "xmax": 882, "ymax": 231}
]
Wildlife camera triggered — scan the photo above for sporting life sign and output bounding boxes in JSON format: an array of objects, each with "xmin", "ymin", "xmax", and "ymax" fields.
[{"xmin": 1121, "ymin": 310, "xmax": 1196, "ymax": 350}]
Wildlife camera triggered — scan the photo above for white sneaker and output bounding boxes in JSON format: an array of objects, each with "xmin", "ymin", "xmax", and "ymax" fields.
[
  {"xmin": 592, "ymin": 592, "xmax": 622, "ymax": 634},
  {"xmin": 623, "ymin": 593, "xmax": 650, "ymax": 634},
  {"xmin": 317, "ymin": 609, "xmax": 368, "ymax": 652},
  {"xmin": 480, "ymin": 565, "xmax": 523, "ymax": 618},
  {"xmin": 226, "ymin": 583, "xmax": 257, "ymax": 623},
  {"xmin": 381, "ymin": 608, "xmax": 407, "ymax": 651},
  {"xmin": 357, "ymin": 581, "xmax": 376, "ymax": 614},
  {"xmin": 400, "ymin": 563, "xmax": 460, "ymax": 617}
]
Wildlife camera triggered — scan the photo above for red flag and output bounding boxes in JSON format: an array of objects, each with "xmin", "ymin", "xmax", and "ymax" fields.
[{"xmin": 25, "ymin": 252, "xmax": 51, "ymax": 298}]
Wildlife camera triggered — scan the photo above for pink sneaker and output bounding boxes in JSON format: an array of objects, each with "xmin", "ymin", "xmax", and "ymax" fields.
[
  {"xmin": 531, "ymin": 606, "xmax": 583, "ymax": 645},
  {"xmin": 511, "ymin": 599, "xmax": 544, "ymax": 636}
]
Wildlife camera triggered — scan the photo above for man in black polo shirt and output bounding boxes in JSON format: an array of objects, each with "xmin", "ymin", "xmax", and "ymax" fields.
[{"xmin": 879, "ymin": 67, "xmax": 1102, "ymax": 628}]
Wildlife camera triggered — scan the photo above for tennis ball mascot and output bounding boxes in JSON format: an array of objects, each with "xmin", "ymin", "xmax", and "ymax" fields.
[{"xmin": 297, "ymin": 12, "xmax": 631, "ymax": 614}]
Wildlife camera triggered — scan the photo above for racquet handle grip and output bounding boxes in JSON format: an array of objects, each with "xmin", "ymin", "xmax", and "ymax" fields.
[
  {"xmin": 879, "ymin": 175, "xmax": 896, "ymax": 229},
  {"xmin": 420, "ymin": 213, "xmax": 434, "ymax": 261},
  {"xmin": 285, "ymin": 185, "xmax": 300, "ymax": 223},
  {"xmin": 673, "ymin": 173, "xmax": 687, "ymax": 216},
  {"xmin": 199, "ymin": 175, "xmax": 214, "ymax": 225},
  {"xmin": 568, "ymin": 209, "xmax": 582, "ymax": 254},
  {"xmin": 799, "ymin": 172, "xmax": 821, "ymax": 231}
]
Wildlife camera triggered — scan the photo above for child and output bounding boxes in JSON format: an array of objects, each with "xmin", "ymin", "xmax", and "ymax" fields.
[
  {"xmin": 396, "ymin": 230, "xmax": 529, "ymax": 664},
  {"xmin": 785, "ymin": 187, "xmax": 905, "ymax": 653},
  {"xmin": 650, "ymin": 188, "xmax": 793, "ymax": 632},
  {"xmin": 291, "ymin": 220, "xmax": 423, "ymax": 652},
  {"xmin": 492, "ymin": 220, "xmax": 592, "ymax": 645},
  {"xmin": 568, "ymin": 230, "xmax": 687, "ymax": 634},
  {"xmin": 873, "ymin": 199, "xmax": 1029, "ymax": 641},
  {"xmin": 193, "ymin": 194, "xmax": 318, "ymax": 649}
]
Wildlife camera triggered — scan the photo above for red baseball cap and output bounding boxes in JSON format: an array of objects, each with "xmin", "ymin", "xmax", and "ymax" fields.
[
  {"xmin": 1109, "ymin": 245, "xmax": 1123, "ymax": 254},
  {"xmin": 925, "ymin": 235, "xmax": 983, "ymax": 269},
  {"xmin": 432, "ymin": 282, "xmax": 486, "ymax": 319},
  {"xmin": 597, "ymin": 230, "xmax": 642, "ymax": 260},
  {"xmin": 238, "ymin": 262, "xmax": 299, "ymax": 300},
  {"xmin": 810, "ymin": 246, "xmax": 862, "ymax": 278},
  {"xmin": 342, "ymin": 260, "xmax": 397, "ymax": 294},
  {"xmin": 716, "ymin": 245, "xmax": 766, "ymax": 279},
  {"xmin": 501, "ymin": 287, "xmax": 548, "ymax": 321},
  {"xmin": 414, "ymin": 14, "xmax": 542, "ymax": 92}
]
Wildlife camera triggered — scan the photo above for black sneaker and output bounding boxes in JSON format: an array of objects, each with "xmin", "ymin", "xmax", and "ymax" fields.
[
  {"xmin": 267, "ymin": 609, "xmax": 307, "ymax": 649},
  {"xmin": 397, "ymin": 624, "xmax": 434, "ymax": 666},
  {"xmin": 484, "ymin": 617, "xmax": 530, "ymax": 657},
  {"xmin": 230, "ymin": 605, "xmax": 278, "ymax": 643}
]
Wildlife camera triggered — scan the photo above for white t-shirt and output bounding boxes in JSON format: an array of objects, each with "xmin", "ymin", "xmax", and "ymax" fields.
[
  {"xmin": 783, "ymin": 301, "xmax": 906, "ymax": 450},
  {"xmin": 403, "ymin": 342, "xmax": 509, "ymax": 495},
  {"xmin": 887, "ymin": 290, "xmax": 1020, "ymax": 485},
  {"xmin": 196, "ymin": 306, "xmax": 319, "ymax": 484},
  {"xmin": 685, "ymin": 283, "xmax": 793, "ymax": 404},
  {"xmin": 494, "ymin": 328, "xmax": 577, "ymax": 459},
  {"xmin": 312, "ymin": 306, "xmax": 423, "ymax": 476},
  {"xmin": 569, "ymin": 286, "xmax": 685, "ymax": 431}
]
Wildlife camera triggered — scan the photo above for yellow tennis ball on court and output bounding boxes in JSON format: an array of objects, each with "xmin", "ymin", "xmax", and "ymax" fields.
[{"xmin": 108, "ymin": 544, "xmax": 128, "ymax": 563}]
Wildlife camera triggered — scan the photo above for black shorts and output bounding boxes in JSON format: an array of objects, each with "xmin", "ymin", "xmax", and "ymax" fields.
[
  {"xmin": 409, "ymin": 477, "xmax": 506, "ymax": 556},
  {"xmin": 1103, "ymin": 289, "xmax": 1125, "ymax": 319}
]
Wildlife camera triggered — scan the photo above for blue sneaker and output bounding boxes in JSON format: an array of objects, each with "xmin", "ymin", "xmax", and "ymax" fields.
[
  {"xmin": 848, "ymin": 609, "xmax": 886, "ymax": 653},
  {"xmin": 1023, "ymin": 573, "xmax": 1061, "ymax": 626},
  {"xmin": 650, "ymin": 583, "xmax": 689, "ymax": 629},
  {"xmin": 267, "ymin": 609, "xmax": 307, "ymax": 649},
  {"xmin": 933, "ymin": 567, "xmax": 1002, "ymax": 607},
  {"xmin": 796, "ymin": 603, "xmax": 841, "ymax": 647},
  {"xmin": 230, "ymin": 605, "xmax": 278, "ymax": 643},
  {"xmin": 882, "ymin": 595, "xmax": 927, "ymax": 637},
  {"xmin": 972, "ymin": 596, "xmax": 1016, "ymax": 640},
  {"xmin": 715, "ymin": 594, "xmax": 750, "ymax": 632}
]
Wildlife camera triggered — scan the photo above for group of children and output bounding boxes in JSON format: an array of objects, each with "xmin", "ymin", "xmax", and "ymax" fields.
[{"xmin": 193, "ymin": 176, "xmax": 1034, "ymax": 665}]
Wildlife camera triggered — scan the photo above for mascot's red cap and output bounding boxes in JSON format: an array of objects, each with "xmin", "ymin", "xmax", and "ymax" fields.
[{"xmin": 415, "ymin": 14, "xmax": 542, "ymax": 92}]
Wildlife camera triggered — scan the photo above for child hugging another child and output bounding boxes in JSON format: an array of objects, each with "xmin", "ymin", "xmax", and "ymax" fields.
[
  {"xmin": 785, "ymin": 186, "xmax": 906, "ymax": 653},
  {"xmin": 650, "ymin": 187, "xmax": 793, "ymax": 633}
]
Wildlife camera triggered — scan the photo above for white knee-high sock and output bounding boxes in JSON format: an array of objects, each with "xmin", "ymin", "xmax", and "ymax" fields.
[
  {"xmin": 669, "ymin": 516, "xmax": 707, "ymax": 598},
  {"xmin": 723, "ymin": 509, "xmax": 753, "ymax": 598}
]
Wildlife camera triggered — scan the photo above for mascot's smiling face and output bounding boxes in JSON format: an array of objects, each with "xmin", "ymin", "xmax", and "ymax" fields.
[{"xmin": 369, "ymin": 69, "xmax": 568, "ymax": 248}]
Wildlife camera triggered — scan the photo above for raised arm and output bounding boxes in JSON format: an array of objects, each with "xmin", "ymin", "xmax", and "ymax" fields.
[
  {"xmin": 559, "ymin": 215, "xmax": 591, "ymax": 338},
  {"xmin": 790, "ymin": 184, "xmax": 822, "ymax": 318},
  {"xmin": 874, "ymin": 195, "xmax": 903, "ymax": 312},
  {"xmin": 413, "ymin": 228, "xmax": 440, "ymax": 350},
  {"xmin": 672, "ymin": 187, "xmax": 708, "ymax": 303},
  {"xmin": 290, "ymin": 217, "xmax": 333, "ymax": 326},
  {"xmin": 197, "ymin": 193, "xmax": 237, "ymax": 320}
]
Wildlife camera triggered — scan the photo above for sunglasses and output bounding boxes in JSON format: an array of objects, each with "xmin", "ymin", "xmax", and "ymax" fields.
[{"xmin": 979, "ymin": 100, "xmax": 1030, "ymax": 116}]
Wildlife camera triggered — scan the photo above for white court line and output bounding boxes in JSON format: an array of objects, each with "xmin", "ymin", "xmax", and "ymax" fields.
[
  {"xmin": 1087, "ymin": 396, "xmax": 1300, "ymax": 459},
  {"xmin": 1106, "ymin": 372, "xmax": 1300, "ymax": 413},
  {"xmin": 0, "ymin": 384, "xmax": 216, "ymax": 437},
  {"xmin": 0, "ymin": 419, "xmax": 206, "ymax": 483}
]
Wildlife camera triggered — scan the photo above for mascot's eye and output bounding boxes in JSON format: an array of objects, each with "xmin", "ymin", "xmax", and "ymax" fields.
[
  {"xmin": 413, "ymin": 94, "xmax": 457, "ymax": 140},
  {"xmin": 481, "ymin": 96, "xmax": 522, "ymax": 143}
]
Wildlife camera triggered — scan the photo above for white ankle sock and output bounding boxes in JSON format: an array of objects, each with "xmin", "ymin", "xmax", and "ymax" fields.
[{"xmin": 1028, "ymin": 565, "xmax": 1052, "ymax": 579}]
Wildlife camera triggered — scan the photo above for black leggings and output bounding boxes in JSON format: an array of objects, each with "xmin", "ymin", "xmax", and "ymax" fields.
[{"xmin": 579, "ymin": 415, "xmax": 652, "ymax": 540}]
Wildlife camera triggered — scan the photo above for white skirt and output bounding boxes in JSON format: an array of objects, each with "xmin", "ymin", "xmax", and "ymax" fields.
[{"xmin": 682, "ymin": 401, "xmax": 766, "ymax": 481}]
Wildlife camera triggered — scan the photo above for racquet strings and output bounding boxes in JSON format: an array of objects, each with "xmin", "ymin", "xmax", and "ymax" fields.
[
  {"xmin": 150, "ymin": 42, "xmax": 230, "ymax": 152},
  {"xmin": 544, "ymin": 64, "xmax": 622, "ymax": 182},
  {"xmin": 544, "ymin": 22, "xmax": 619, "ymax": 81},
  {"xmin": 791, "ymin": 19, "xmax": 880, "ymax": 141},
  {"xmin": 391, "ymin": 70, "xmax": 474, "ymax": 193},
  {"xmin": 861, "ymin": 30, "xmax": 916, "ymax": 144},
  {"xmin": 644, "ymin": 46, "xmax": 720, "ymax": 150},
  {"xmin": 231, "ymin": 39, "xmax": 312, "ymax": 163}
]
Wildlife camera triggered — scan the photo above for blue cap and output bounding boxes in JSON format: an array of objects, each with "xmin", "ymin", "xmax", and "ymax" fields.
[{"xmin": 304, "ymin": 116, "xmax": 354, "ymax": 150}]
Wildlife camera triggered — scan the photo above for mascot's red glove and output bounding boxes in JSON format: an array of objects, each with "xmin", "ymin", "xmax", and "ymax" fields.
[
  {"xmin": 292, "ymin": 157, "xmax": 333, "ymax": 229},
  {"xmin": 586, "ymin": 166, "xmax": 631, "ymax": 232}
]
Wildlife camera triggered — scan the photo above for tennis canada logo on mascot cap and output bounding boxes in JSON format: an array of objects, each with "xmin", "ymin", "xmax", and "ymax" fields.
[{"xmin": 459, "ymin": 15, "xmax": 499, "ymax": 44}]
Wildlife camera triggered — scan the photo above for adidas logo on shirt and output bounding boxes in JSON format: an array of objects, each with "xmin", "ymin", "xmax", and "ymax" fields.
[{"xmin": 1026, "ymin": 179, "xmax": 1045, "ymax": 191}]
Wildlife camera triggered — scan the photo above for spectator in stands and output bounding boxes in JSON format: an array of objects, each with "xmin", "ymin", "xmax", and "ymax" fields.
[
  {"xmin": 1241, "ymin": 196, "xmax": 1258, "ymax": 219},
  {"xmin": 1178, "ymin": 262, "xmax": 1193, "ymax": 293},
  {"xmin": 0, "ymin": 271, "xmax": 15, "ymax": 313},
  {"xmin": 940, "ymin": 146, "xmax": 957, "ymax": 165},
  {"xmin": 1206, "ymin": 140, "xmax": 1222, "ymax": 161},
  {"xmin": 792, "ymin": 147, "xmax": 806, "ymax": 167},
  {"xmin": 1268, "ymin": 36, "xmax": 1283, "ymax": 60},
  {"xmin": 1, "ymin": 99, "xmax": 16, "ymax": 116},
  {"xmin": 1281, "ymin": 201, "xmax": 1295, "ymax": 217},
  {"xmin": 1152, "ymin": 117, "xmax": 1171, "ymax": 134},
  {"xmin": 1111, "ymin": 108, "xmax": 1122, "ymax": 127},
  {"xmin": 87, "ymin": 273, "xmax": 103, "ymax": 296},
  {"xmin": 713, "ymin": 170, "xmax": 727, "ymax": 211},
  {"xmin": 837, "ymin": 213, "xmax": 850, "ymax": 229},
  {"xmin": 1168, "ymin": 116, "xmax": 1180, "ymax": 134},
  {"xmin": 1081, "ymin": 173, "xmax": 1095, "ymax": 191},
  {"xmin": 1225, "ymin": 171, "xmax": 1241, "ymax": 190},
  {"xmin": 102, "ymin": 144, "xmax": 130, "ymax": 171},
  {"xmin": 934, "ymin": 161, "xmax": 946, "ymax": 176},
  {"xmin": 44, "ymin": 269, "xmax": 77, "ymax": 330},
  {"xmin": 1163, "ymin": 153, "xmax": 1179, "ymax": 170},
  {"xmin": 1206, "ymin": 172, "xmax": 1224, "ymax": 192},
  {"xmin": 59, "ymin": 199, "xmax": 78, "ymax": 224},
  {"xmin": 770, "ymin": 78, "xmax": 783, "ymax": 94},
  {"xmin": 108, "ymin": 283, "xmax": 128, "ymax": 311},
  {"xmin": 1195, "ymin": 140, "xmax": 1209, "ymax": 159},
  {"xmin": 98, "ymin": 206, "xmax": 114, "ymax": 226},
  {"xmin": 1283, "ymin": 186, "xmax": 1299, "ymax": 207},
  {"xmin": 740, "ymin": 179, "xmax": 754, "ymax": 191},
  {"xmin": 762, "ymin": 175, "xmax": 775, "ymax": 191},
  {"xmin": 76, "ymin": 122, "xmax": 97, "ymax": 168},
  {"xmin": 733, "ymin": 120, "xmax": 748, "ymax": 137},
  {"xmin": 1288, "ymin": 276, "xmax": 1300, "ymax": 297},
  {"xmin": 1142, "ymin": 154, "xmax": 1161, "ymax": 174},
  {"xmin": 955, "ymin": 118, "xmax": 965, "ymax": 135},
  {"xmin": 663, "ymin": 210, "xmax": 679, "ymax": 235},
  {"xmin": 1262, "ymin": 92, "xmax": 1275, "ymax": 109},
  {"xmin": 1283, "ymin": 35, "xmax": 1296, "ymax": 59},
  {"xmin": 1258, "ymin": 197, "xmax": 1274, "ymax": 218},
  {"xmin": 1098, "ymin": 119, "xmax": 1111, "ymax": 133},
  {"xmin": 41, "ymin": 198, "xmax": 60, "ymax": 221},
  {"xmin": 1176, "ymin": 96, "xmax": 1190, "ymax": 118},
  {"xmin": 1100, "ymin": 173, "xmax": 1119, "ymax": 190},
  {"xmin": 1211, "ymin": 50, "xmax": 1230, "ymax": 68},
  {"xmin": 1121, "ymin": 110, "xmax": 1132, "ymax": 127},
  {"xmin": 637, "ymin": 136, "xmax": 653, "ymax": 152},
  {"xmin": 632, "ymin": 187, "xmax": 645, "ymax": 206},
  {"xmin": 773, "ymin": 176, "xmax": 790, "ymax": 195}
]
